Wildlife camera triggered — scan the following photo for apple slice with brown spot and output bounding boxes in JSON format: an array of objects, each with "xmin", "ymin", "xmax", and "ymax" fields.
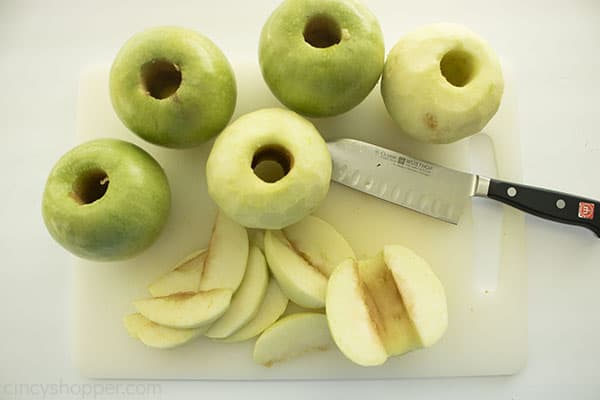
[
  {"xmin": 148, "ymin": 249, "xmax": 207, "ymax": 297},
  {"xmin": 134, "ymin": 289, "xmax": 232, "ymax": 329},
  {"xmin": 253, "ymin": 313, "xmax": 334, "ymax": 367},
  {"xmin": 199, "ymin": 210, "xmax": 249, "ymax": 292},
  {"xmin": 264, "ymin": 216, "xmax": 355, "ymax": 309},
  {"xmin": 326, "ymin": 247, "xmax": 447, "ymax": 366}
]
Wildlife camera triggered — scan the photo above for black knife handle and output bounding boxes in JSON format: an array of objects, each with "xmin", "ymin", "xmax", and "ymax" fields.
[{"xmin": 487, "ymin": 179, "xmax": 600, "ymax": 237}]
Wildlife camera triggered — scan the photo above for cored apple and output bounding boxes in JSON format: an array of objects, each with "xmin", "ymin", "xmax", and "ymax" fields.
[
  {"xmin": 110, "ymin": 26, "xmax": 236, "ymax": 148},
  {"xmin": 206, "ymin": 108, "xmax": 331, "ymax": 229},
  {"xmin": 259, "ymin": 0, "xmax": 385, "ymax": 117},
  {"xmin": 381, "ymin": 23, "xmax": 504, "ymax": 143},
  {"xmin": 42, "ymin": 139, "xmax": 170, "ymax": 261}
]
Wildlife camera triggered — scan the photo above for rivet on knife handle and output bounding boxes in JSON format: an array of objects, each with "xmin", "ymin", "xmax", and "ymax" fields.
[{"xmin": 479, "ymin": 178, "xmax": 600, "ymax": 237}]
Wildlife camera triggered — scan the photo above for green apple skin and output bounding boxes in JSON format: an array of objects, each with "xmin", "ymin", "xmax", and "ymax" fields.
[
  {"xmin": 42, "ymin": 139, "xmax": 171, "ymax": 261},
  {"xmin": 206, "ymin": 108, "xmax": 331, "ymax": 229},
  {"xmin": 381, "ymin": 23, "xmax": 504, "ymax": 144},
  {"xmin": 110, "ymin": 26, "xmax": 237, "ymax": 148},
  {"xmin": 259, "ymin": 0, "xmax": 385, "ymax": 117}
]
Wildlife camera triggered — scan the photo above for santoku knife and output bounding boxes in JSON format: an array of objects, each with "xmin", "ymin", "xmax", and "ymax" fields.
[{"xmin": 327, "ymin": 138, "xmax": 600, "ymax": 237}]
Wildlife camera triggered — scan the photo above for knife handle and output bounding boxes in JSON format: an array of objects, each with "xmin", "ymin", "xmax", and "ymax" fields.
[{"xmin": 487, "ymin": 178, "xmax": 600, "ymax": 237}]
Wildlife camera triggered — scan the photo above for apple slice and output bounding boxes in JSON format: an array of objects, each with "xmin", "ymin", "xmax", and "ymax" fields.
[
  {"xmin": 199, "ymin": 210, "xmax": 249, "ymax": 291},
  {"xmin": 264, "ymin": 230, "xmax": 327, "ymax": 308},
  {"xmin": 134, "ymin": 289, "xmax": 232, "ymax": 329},
  {"xmin": 282, "ymin": 215, "xmax": 355, "ymax": 276},
  {"xmin": 148, "ymin": 249, "xmax": 207, "ymax": 297},
  {"xmin": 123, "ymin": 313, "xmax": 205, "ymax": 349},
  {"xmin": 253, "ymin": 313, "xmax": 333, "ymax": 367},
  {"xmin": 326, "ymin": 259, "xmax": 388, "ymax": 366},
  {"xmin": 327, "ymin": 247, "xmax": 448, "ymax": 366},
  {"xmin": 205, "ymin": 246, "xmax": 269, "ymax": 338},
  {"xmin": 384, "ymin": 245, "xmax": 448, "ymax": 347},
  {"xmin": 218, "ymin": 279, "xmax": 288, "ymax": 343}
]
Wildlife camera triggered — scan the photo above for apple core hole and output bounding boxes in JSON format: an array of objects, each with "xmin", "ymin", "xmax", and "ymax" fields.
[
  {"xmin": 252, "ymin": 145, "xmax": 293, "ymax": 183},
  {"xmin": 140, "ymin": 59, "xmax": 182, "ymax": 99},
  {"xmin": 70, "ymin": 169, "xmax": 109, "ymax": 205},
  {"xmin": 303, "ymin": 15, "xmax": 342, "ymax": 48},
  {"xmin": 440, "ymin": 49, "xmax": 476, "ymax": 87}
]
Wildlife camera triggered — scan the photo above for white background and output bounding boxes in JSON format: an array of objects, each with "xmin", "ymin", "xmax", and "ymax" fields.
[{"xmin": 1, "ymin": 0, "xmax": 599, "ymax": 399}]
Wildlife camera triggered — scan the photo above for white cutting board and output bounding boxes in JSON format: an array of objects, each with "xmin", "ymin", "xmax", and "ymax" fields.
[{"xmin": 74, "ymin": 61, "xmax": 526, "ymax": 379}]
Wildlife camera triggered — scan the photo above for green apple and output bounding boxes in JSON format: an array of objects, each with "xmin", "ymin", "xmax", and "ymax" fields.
[
  {"xmin": 205, "ymin": 246, "xmax": 269, "ymax": 339},
  {"xmin": 218, "ymin": 279, "xmax": 289, "ymax": 343},
  {"xmin": 381, "ymin": 23, "xmax": 504, "ymax": 143},
  {"xmin": 110, "ymin": 26, "xmax": 236, "ymax": 148},
  {"xmin": 259, "ymin": 0, "xmax": 385, "ymax": 117},
  {"xmin": 42, "ymin": 138, "xmax": 170, "ymax": 261},
  {"xmin": 326, "ymin": 246, "xmax": 448, "ymax": 366},
  {"xmin": 253, "ymin": 313, "xmax": 334, "ymax": 367},
  {"xmin": 124, "ymin": 313, "xmax": 205, "ymax": 349},
  {"xmin": 199, "ymin": 210, "xmax": 249, "ymax": 292},
  {"xmin": 148, "ymin": 249, "xmax": 207, "ymax": 297},
  {"xmin": 206, "ymin": 108, "xmax": 331, "ymax": 229},
  {"xmin": 133, "ymin": 289, "xmax": 232, "ymax": 329}
]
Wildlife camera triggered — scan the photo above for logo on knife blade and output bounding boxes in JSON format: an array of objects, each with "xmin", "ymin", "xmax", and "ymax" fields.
[
  {"xmin": 375, "ymin": 150, "xmax": 433, "ymax": 176},
  {"xmin": 397, "ymin": 157, "xmax": 433, "ymax": 176}
]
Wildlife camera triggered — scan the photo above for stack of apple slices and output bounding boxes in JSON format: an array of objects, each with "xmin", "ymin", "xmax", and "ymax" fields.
[{"xmin": 124, "ymin": 212, "xmax": 448, "ymax": 368}]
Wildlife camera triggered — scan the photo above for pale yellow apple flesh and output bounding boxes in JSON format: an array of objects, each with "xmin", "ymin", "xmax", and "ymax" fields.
[
  {"xmin": 264, "ymin": 229, "xmax": 327, "ymax": 308},
  {"xmin": 384, "ymin": 245, "xmax": 448, "ymax": 347},
  {"xmin": 205, "ymin": 108, "xmax": 331, "ymax": 229},
  {"xmin": 248, "ymin": 229, "xmax": 265, "ymax": 253},
  {"xmin": 134, "ymin": 289, "xmax": 232, "ymax": 329},
  {"xmin": 282, "ymin": 215, "xmax": 355, "ymax": 276},
  {"xmin": 326, "ymin": 247, "xmax": 448, "ymax": 366},
  {"xmin": 199, "ymin": 210, "xmax": 249, "ymax": 291},
  {"xmin": 148, "ymin": 249, "xmax": 207, "ymax": 297},
  {"xmin": 124, "ymin": 313, "xmax": 205, "ymax": 349},
  {"xmin": 357, "ymin": 252, "xmax": 421, "ymax": 356},
  {"xmin": 326, "ymin": 259, "xmax": 388, "ymax": 366},
  {"xmin": 206, "ymin": 246, "xmax": 269, "ymax": 338},
  {"xmin": 381, "ymin": 23, "xmax": 504, "ymax": 143},
  {"xmin": 253, "ymin": 313, "xmax": 334, "ymax": 367},
  {"xmin": 218, "ymin": 279, "xmax": 289, "ymax": 343}
]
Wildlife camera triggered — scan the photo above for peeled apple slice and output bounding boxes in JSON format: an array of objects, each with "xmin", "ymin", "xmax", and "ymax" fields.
[
  {"xmin": 148, "ymin": 249, "xmax": 207, "ymax": 297},
  {"xmin": 253, "ymin": 313, "xmax": 333, "ymax": 367},
  {"xmin": 206, "ymin": 246, "xmax": 269, "ymax": 338},
  {"xmin": 134, "ymin": 289, "xmax": 232, "ymax": 329},
  {"xmin": 124, "ymin": 313, "xmax": 205, "ymax": 349},
  {"xmin": 218, "ymin": 279, "xmax": 289, "ymax": 343}
]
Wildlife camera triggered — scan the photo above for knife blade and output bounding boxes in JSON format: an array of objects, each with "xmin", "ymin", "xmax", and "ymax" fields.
[{"xmin": 327, "ymin": 138, "xmax": 600, "ymax": 237}]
